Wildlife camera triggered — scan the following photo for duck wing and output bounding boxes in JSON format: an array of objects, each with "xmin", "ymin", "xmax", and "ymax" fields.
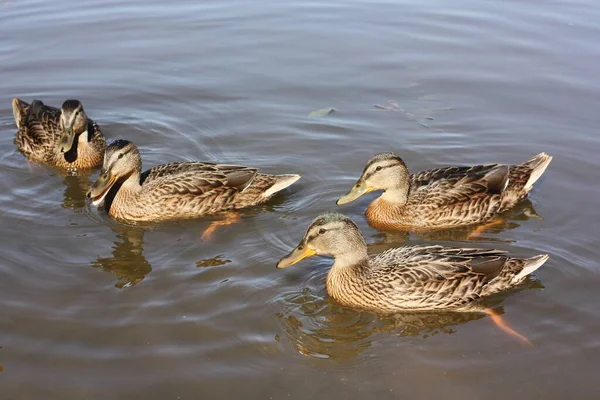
[
  {"xmin": 141, "ymin": 162, "xmax": 258, "ymax": 196},
  {"xmin": 409, "ymin": 164, "xmax": 509, "ymax": 207}
]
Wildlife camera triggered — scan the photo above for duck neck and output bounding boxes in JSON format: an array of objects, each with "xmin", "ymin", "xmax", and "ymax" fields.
[
  {"xmin": 379, "ymin": 186, "xmax": 409, "ymax": 205},
  {"xmin": 109, "ymin": 171, "xmax": 142, "ymax": 217},
  {"xmin": 327, "ymin": 248, "xmax": 369, "ymax": 305},
  {"xmin": 58, "ymin": 128, "xmax": 92, "ymax": 163},
  {"xmin": 120, "ymin": 171, "xmax": 143, "ymax": 194},
  {"xmin": 331, "ymin": 247, "xmax": 369, "ymax": 272},
  {"xmin": 366, "ymin": 188, "xmax": 411, "ymax": 230},
  {"xmin": 112, "ymin": 171, "xmax": 143, "ymax": 205}
]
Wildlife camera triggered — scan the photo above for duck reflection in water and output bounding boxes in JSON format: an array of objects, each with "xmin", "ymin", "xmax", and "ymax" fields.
[
  {"xmin": 60, "ymin": 173, "xmax": 93, "ymax": 212},
  {"xmin": 278, "ymin": 279, "xmax": 543, "ymax": 360},
  {"xmin": 91, "ymin": 225, "xmax": 151, "ymax": 289},
  {"xmin": 277, "ymin": 289, "xmax": 487, "ymax": 361}
]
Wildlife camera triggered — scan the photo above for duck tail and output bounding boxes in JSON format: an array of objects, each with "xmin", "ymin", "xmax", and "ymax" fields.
[
  {"xmin": 522, "ymin": 152, "xmax": 553, "ymax": 191},
  {"xmin": 512, "ymin": 254, "xmax": 549, "ymax": 284},
  {"xmin": 261, "ymin": 174, "xmax": 301, "ymax": 199},
  {"xmin": 12, "ymin": 97, "xmax": 29, "ymax": 129}
]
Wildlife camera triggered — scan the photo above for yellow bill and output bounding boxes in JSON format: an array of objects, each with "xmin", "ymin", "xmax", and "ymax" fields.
[
  {"xmin": 59, "ymin": 127, "xmax": 76, "ymax": 153},
  {"xmin": 88, "ymin": 171, "xmax": 117, "ymax": 207},
  {"xmin": 276, "ymin": 246, "xmax": 317, "ymax": 269},
  {"xmin": 336, "ymin": 184, "xmax": 374, "ymax": 205}
]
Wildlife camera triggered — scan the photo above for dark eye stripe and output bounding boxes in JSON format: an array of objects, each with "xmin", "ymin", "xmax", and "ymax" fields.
[
  {"xmin": 364, "ymin": 163, "xmax": 395, "ymax": 180},
  {"xmin": 118, "ymin": 148, "xmax": 132, "ymax": 158}
]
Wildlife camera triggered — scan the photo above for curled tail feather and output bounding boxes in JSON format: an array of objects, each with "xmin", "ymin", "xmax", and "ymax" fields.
[
  {"xmin": 12, "ymin": 98, "xmax": 29, "ymax": 129},
  {"xmin": 262, "ymin": 174, "xmax": 301, "ymax": 199},
  {"xmin": 512, "ymin": 254, "xmax": 549, "ymax": 284},
  {"xmin": 522, "ymin": 152, "xmax": 552, "ymax": 191}
]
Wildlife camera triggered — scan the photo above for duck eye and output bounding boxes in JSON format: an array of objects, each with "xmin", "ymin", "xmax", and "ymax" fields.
[
  {"xmin": 319, "ymin": 228, "xmax": 327, "ymax": 235},
  {"xmin": 375, "ymin": 166, "xmax": 382, "ymax": 172},
  {"xmin": 118, "ymin": 153, "xmax": 124, "ymax": 159}
]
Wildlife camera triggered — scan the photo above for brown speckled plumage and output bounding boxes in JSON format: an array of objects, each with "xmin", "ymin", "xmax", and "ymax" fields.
[
  {"xmin": 88, "ymin": 139, "xmax": 300, "ymax": 222},
  {"xmin": 339, "ymin": 152, "xmax": 552, "ymax": 231},
  {"xmin": 278, "ymin": 213, "xmax": 549, "ymax": 314},
  {"xmin": 12, "ymin": 98, "xmax": 105, "ymax": 171}
]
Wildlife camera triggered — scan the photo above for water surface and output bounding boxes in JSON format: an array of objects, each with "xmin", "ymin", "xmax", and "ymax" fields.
[{"xmin": 1, "ymin": 0, "xmax": 599, "ymax": 398}]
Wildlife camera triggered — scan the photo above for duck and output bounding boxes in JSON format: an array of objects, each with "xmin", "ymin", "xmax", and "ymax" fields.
[
  {"xmin": 277, "ymin": 212, "xmax": 549, "ymax": 344},
  {"xmin": 12, "ymin": 98, "xmax": 106, "ymax": 171},
  {"xmin": 336, "ymin": 152, "xmax": 552, "ymax": 233},
  {"xmin": 87, "ymin": 139, "xmax": 301, "ymax": 223}
]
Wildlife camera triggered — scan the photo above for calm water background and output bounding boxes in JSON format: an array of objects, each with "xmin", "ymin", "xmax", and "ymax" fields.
[{"xmin": 1, "ymin": 0, "xmax": 599, "ymax": 398}]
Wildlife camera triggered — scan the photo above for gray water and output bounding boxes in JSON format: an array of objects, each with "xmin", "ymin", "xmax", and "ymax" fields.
[{"xmin": 1, "ymin": 0, "xmax": 599, "ymax": 398}]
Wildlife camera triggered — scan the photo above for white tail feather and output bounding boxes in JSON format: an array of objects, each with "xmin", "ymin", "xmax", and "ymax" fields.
[
  {"xmin": 513, "ymin": 254, "xmax": 549, "ymax": 283},
  {"xmin": 524, "ymin": 152, "xmax": 553, "ymax": 191},
  {"xmin": 262, "ymin": 174, "xmax": 301, "ymax": 199}
]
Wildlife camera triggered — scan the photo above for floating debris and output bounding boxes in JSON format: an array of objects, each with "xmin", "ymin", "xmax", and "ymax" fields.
[{"xmin": 308, "ymin": 107, "xmax": 335, "ymax": 118}]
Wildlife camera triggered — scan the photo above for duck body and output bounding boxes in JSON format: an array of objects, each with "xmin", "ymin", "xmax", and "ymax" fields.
[
  {"xmin": 277, "ymin": 213, "xmax": 548, "ymax": 314},
  {"xmin": 338, "ymin": 153, "xmax": 552, "ymax": 231},
  {"xmin": 88, "ymin": 140, "xmax": 301, "ymax": 222},
  {"xmin": 325, "ymin": 244, "xmax": 546, "ymax": 314},
  {"xmin": 12, "ymin": 98, "xmax": 105, "ymax": 171}
]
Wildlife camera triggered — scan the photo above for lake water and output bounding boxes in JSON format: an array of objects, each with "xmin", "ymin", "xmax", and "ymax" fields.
[{"xmin": 1, "ymin": 0, "xmax": 599, "ymax": 398}]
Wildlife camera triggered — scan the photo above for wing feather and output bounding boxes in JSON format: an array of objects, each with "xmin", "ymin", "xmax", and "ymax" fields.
[{"xmin": 141, "ymin": 162, "xmax": 258, "ymax": 197}]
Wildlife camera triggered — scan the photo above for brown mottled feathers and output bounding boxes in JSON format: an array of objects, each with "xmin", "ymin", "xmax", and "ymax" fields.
[
  {"xmin": 109, "ymin": 161, "xmax": 298, "ymax": 221},
  {"xmin": 367, "ymin": 154, "xmax": 551, "ymax": 230},
  {"xmin": 14, "ymin": 99, "xmax": 61, "ymax": 160},
  {"xmin": 141, "ymin": 162, "xmax": 258, "ymax": 196},
  {"xmin": 327, "ymin": 245, "xmax": 544, "ymax": 313},
  {"xmin": 409, "ymin": 164, "xmax": 508, "ymax": 207},
  {"xmin": 12, "ymin": 98, "xmax": 105, "ymax": 170}
]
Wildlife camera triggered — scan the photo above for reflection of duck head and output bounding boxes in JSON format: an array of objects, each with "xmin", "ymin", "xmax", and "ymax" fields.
[
  {"xmin": 277, "ymin": 290, "xmax": 374, "ymax": 361},
  {"xmin": 91, "ymin": 225, "xmax": 151, "ymax": 289},
  {"xmin": 61, "ymin": 173, "xmax": 93, "ymax": 212}
]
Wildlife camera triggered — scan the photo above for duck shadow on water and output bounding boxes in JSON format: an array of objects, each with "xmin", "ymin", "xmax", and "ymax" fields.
[
  {"xmin": 367, "ymin": 199, "xmax": 542, "ymax": 250},
  {"xmin": 277, "ymin": 278, "xmax": 544, "ymax": 361}
]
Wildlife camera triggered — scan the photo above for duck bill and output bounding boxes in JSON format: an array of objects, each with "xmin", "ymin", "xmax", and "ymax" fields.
[
  {"xmin": 276, "ymin": 246, "xmax": 317, "ymax": 269},
  {"xmin": 336, "ymin": 183, "xmax": 374, "ymax": 205},
  {"xmin": 88, "ymin": 172, "xmax": 117, "ymax": 207},
  {"xmin": 59, "ymin": 127, "xmax": 76, "ymax": 153}
]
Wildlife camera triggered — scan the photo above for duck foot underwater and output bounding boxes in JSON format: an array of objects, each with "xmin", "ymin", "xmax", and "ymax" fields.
[
  {"xmin": 201, "ymin": 212, "xmax": 242, "ymax": 240},
  {"xmin": 468, "ymin": 217, "xmax": 506, "ymax": 239},
  {"xmin": 483, "ymin": 308, "xmax": 533, "ymax": 347}
]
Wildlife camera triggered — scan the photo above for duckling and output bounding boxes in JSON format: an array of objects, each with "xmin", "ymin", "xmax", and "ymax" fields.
[
  {"xmin": 12, "ymin": 98, "xmax": 106, "ymax": 171},
  {"xmin": 277, "ymin": 212, "xmax": 548, "ymax": 344},
  {"xmin": 87, "ymin": 139, "xmax": 301, "ymax": 223},
  {"xmin": 337, "ymin": 152, "xmax": 552, "ymax": 233}
]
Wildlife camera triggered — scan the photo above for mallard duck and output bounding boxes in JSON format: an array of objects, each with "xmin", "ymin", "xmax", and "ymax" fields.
[
  {"xmin": 87, "ymin": 139, "xmax": 301, "ymax": 222},
  {"xmin": 277, "ymin": 213, "xmax": 548, "ymax": 344},
  {"xmin": 12, "ymin": 98, "xmax": 106, "ymax": 170},
  {"xmin": 336, "ymin": 152, "xmax": 552, "ymax": 232}
]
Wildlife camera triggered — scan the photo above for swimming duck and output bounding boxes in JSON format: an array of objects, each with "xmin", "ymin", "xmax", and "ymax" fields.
[
  {"xmin": 12, "ymin": 98, "xmax": 106, "ymax": 171},
  {"xmin": 336, "ymin": 152, "xmax": 552, "ymax": 232},
  {"xmin": 277, "ymin": 213, "xmax": 548, "ymax": 344},
  {"xmin": 87, "ymin": 139, "xmax": 301, "ymax": 222}
]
